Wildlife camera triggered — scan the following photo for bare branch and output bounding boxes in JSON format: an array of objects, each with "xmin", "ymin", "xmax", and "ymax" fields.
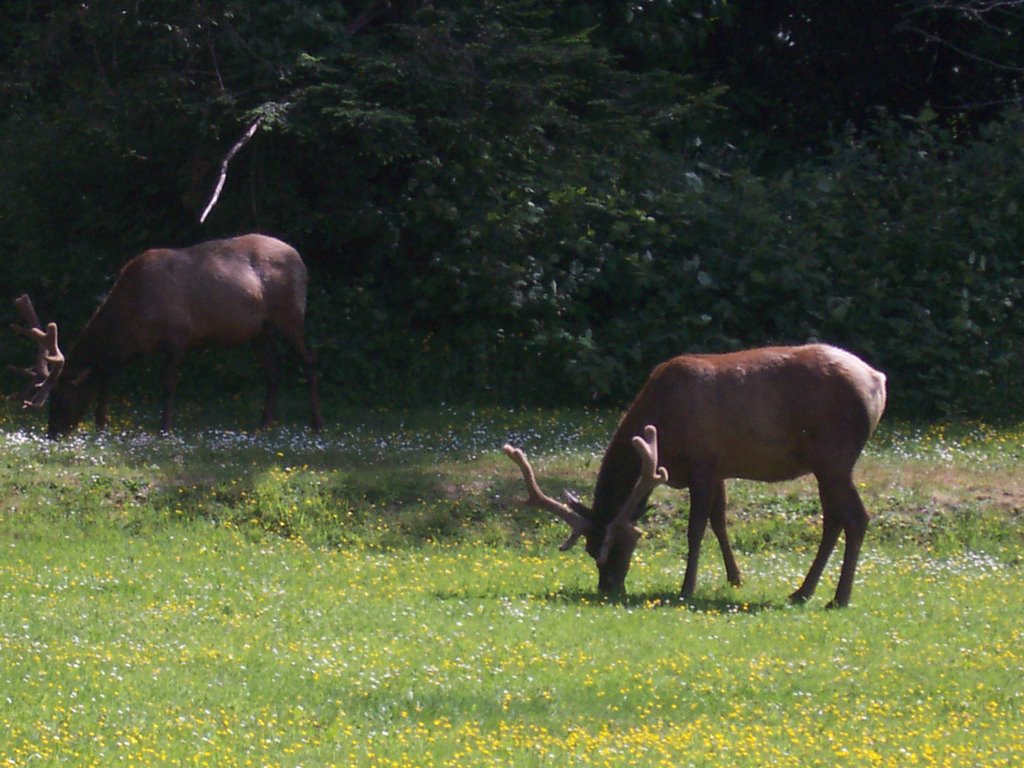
[
  {"xmin": 199, "ymin": 117, "xmax": 263, "ymax": 224},
  {"xmin": 899, "ymin": 0, "xmax": 1024, "ymax": 75},
  {"xmin": 905, "ymin": 0, "xmax": 1024, "ymax": 15},
  {"xmin": 898, "ymin": 22, "xmax": 1024, "ymax": 72}
]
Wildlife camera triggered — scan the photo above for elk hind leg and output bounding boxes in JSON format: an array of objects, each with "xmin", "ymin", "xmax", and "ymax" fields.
[
  {"xmin": 790, "ymin": 511, "xmax": 841, "ymax": 605},
  {"xmin": 823, "ymin": 477, "xmax": 869, "ymax": 608},
  {"xmin": 94, "ymin": 379, "xmax": 111, "ymax": 432},
  {"xmin": 275, "ymin": 320, "xmax": 324, "ymax": 431},
  {"xmin": 709, "ymin": 480, "xmax": 742, "ymax": 587},
  {"xmin": 790, "ymin": 474, "xmax": 867, "ymax": 607},
  {"xmin": 159, "ymin": 347, "xmax": 185, "ymax": 433},
  {"xmin": 252, "ymin": 325, "xmax": 282, "ymax": 429}
]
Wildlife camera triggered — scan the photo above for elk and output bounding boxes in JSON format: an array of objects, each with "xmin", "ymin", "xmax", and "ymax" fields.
[
  {"xmin": 504, "ymin": 344, "xmax": 887, "ymax": 608},
  {"xmin": 10, "ymin": 234, "xmax": 325, "ymax": 437}
]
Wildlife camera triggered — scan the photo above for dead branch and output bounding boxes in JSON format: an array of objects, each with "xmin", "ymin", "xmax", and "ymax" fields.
[{"xmin": 199, "ymin": 117, "xmax": 263, "ymax": 224}]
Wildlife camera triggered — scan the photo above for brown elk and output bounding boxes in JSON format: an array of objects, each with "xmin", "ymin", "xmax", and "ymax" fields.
[
  {"xmin": 504, "ymin": 344, "xmax": 887, "ymax": 608},
  {"xmin": 10, "ymin": 234, "xmax": 325, "ymax": 437}
]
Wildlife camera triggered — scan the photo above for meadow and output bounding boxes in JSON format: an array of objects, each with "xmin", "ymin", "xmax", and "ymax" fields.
[{"xmin": 0, "ymin": 398, "xmax": 1021, "ymax": 767}]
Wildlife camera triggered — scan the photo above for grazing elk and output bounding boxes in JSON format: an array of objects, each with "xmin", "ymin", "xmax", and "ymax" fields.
[
  {"xmin": 504, "ymin": 344, "xmax": 887, "ymax": 608},
  {"xmin": 10, "ymin": 234, "xmax": 325, "ymax": 437}
]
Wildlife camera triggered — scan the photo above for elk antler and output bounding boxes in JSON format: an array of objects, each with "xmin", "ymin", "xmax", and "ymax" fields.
[
  {"xmin": 598, "ymin": 425, "xmax": 669, "ymax": 564},
  {"xmin": 9, "ymin": 294, "xmax": 65, "ymax": 408},
  {"xmin": 502, "ymin": 444, "xmax": 594, "ymax": 550}
]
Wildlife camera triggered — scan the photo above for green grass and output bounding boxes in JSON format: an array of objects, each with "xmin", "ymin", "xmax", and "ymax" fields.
[{"xmin": 0, "ymin": 399, "xmax": 1022, "ymax": 766}]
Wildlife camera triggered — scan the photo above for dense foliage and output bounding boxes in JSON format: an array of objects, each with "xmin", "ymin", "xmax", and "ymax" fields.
[{"xmin": 1, "ymin": 0, "xmax": 1022, "ymax": 417}]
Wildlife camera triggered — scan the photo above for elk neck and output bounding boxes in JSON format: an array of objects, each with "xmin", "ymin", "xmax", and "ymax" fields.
[{"xmin": 589, "ymin": 417, "xmax": 648, "ymax": 526}]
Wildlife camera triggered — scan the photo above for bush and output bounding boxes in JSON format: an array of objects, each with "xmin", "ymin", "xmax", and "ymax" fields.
[{"xmin": 1, "ymin": 2, "xmax": 1020, "ymax": 418}]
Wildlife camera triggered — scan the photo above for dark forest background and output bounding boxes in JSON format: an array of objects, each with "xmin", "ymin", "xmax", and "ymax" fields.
[{"xmin": 1, "ymin": 0, "xmax": 1022, "ymax": 419}]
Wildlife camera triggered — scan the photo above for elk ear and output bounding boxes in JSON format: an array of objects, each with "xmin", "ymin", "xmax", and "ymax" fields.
[{"xmin": 70, "ymin": 367, "xmax": 92, "ymax": 387}]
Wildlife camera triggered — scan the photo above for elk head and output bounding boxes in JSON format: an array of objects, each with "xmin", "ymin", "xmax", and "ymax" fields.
[
  {"xmin": 8, "ymin": 294, "xmax": 88, "ymax": 437},
  {"xmin": 503, "ymin": 425, "xmax": 668, "ymax": 594},
  {"xmin": 45, "ymin": 368, "xmax": 96, "ymax": 438}
]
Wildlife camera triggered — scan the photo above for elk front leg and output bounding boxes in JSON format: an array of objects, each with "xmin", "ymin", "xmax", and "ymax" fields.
[{"xmin": 680, "ymin": 475, "xmax": 716, "ymax": 599}]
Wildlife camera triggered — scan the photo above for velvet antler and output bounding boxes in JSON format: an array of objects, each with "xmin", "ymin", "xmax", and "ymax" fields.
[
  {"xmin": 9, "ymin": 294, "xmax": 64, "ymax": 408},
  {"xmin": 503, "ymin": 444, "xmax": 594, "ymax": 550},
  {"xmin": 597, "ymin": 425, "xmax": 668, "ymax": 565}
]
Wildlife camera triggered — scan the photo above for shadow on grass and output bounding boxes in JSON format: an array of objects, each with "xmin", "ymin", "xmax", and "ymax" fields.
[{"xmin": 540, "ymin": 588, "xmax": 782, "ymax": 615}]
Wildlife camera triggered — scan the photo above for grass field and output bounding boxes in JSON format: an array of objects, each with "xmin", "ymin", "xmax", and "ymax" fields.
[{"xmin": 0, "ymin": 400, "xmax": 1021, "ymax": 766}]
